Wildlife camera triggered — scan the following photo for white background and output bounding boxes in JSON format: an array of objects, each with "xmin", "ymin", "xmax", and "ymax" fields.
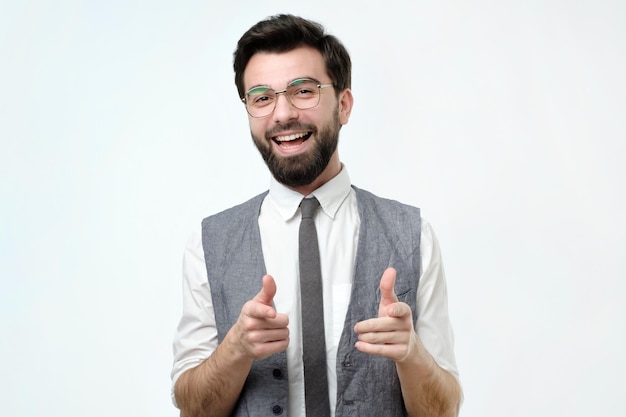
[{"xmin": 1, "ymin": 1, "xmax": 624, "ymax": 416}]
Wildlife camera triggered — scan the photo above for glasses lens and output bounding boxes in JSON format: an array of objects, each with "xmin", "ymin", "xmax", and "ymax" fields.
[
  {"xmin": 286, "ymin": 79, "xmax": 320, "ymax": 110},
  {"xmin": 246, "ymin": 86, "xmax": 275, "ymax": 118}
]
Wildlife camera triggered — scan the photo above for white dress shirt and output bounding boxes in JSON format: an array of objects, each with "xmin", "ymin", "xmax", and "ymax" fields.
[{"xmin": 171, "ymin": 167, "xmax": 459, "ymax": 416}]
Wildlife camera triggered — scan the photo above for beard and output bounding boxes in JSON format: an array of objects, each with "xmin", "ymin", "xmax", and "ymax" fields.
[{"xmin": 251, "ymin": 114, "xmax": 341, "ymax": 188}]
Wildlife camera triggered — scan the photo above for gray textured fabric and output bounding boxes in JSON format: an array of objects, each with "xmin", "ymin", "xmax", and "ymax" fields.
[
  {"xmin": 299, "ymin": 197, "xmax": 331, "ymax": 417},
  {"xmin": 335, "ymin": 187, "xmax": 420, "ymax": 416},
  {"xmin": 202, "ymin": 192, "xmax": 289, "ymax": 416},
  {"xmin": 201, "ymin": 186, "xmax": 421, "ymax": 416}
]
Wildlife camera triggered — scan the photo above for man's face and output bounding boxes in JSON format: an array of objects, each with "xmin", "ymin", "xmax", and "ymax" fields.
[{"xmin": 243, "ymin": 47, "xmax": 350, "ymax": 188}]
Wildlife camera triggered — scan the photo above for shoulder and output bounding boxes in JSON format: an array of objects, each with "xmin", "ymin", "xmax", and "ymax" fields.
[
  {"xmin": 352, "ymin": 185, "xmax": 421, "ymax": 218},
  {"xmin": 352, "ymin": 186, "xmax": 422, "ymax": 256},
  {"xmin": 202, "ymin": 191, "xmax": 268, "ymax": 225}
]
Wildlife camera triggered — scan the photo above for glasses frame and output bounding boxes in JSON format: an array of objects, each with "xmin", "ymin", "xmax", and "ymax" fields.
[{"xmin": 241, "ymin": 78, "xmax": 335, "ymax": 118}]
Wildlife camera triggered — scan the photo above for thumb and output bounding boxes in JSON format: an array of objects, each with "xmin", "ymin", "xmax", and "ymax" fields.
[
  {"xmin": 254, "ymin": 274, "xmax": 277, "ymax": 306},
  {"xmin": 378, "ymin": 267, "xmax": 398, "ymax": 317}
]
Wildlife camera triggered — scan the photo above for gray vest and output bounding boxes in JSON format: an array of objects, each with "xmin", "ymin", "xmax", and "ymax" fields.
[{"xmin": 201, "ymin": 186, "xmax": 421, "ymax": 416}]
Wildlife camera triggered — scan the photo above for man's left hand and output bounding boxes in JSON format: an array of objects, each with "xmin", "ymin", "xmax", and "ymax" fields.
[{"xmin": 353, "ymin": 267, "xmax": 419, "ymax": 364}]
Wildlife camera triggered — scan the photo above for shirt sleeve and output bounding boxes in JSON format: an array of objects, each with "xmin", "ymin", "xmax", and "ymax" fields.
[
  {"xmin": 170, "ymin": 230, "xmax": 218, "ymax": 407},
  {"xmin": 417, "ymin": 220, "xmax": 460, "ymax": 381}
]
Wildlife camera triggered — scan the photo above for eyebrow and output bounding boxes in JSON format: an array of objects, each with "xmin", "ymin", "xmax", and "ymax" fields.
[{"xmin": 246, "ymin": 76, "xmax": 322, "ymax": 93}]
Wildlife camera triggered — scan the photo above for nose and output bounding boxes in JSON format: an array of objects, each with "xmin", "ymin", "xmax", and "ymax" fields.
[{"xmin": 272, "ymin": 91, "xmax": 298, "ymax": 123}]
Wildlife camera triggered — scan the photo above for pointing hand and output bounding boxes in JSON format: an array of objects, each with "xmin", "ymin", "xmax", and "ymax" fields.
[
  {"xmin": 353, "ymin": 268, "xmax": 417, "ymax": 363},
  {"xmin": 230, "ymin": 275, "xmax": 290, "ymax": 360}
]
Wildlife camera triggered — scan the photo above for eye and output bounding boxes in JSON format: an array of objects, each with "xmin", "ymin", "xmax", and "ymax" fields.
[
  {"xmin": 252, "ymin": 94, "xmax": 272, "ymax": 104},
  {"xmin": 247, "ymin": 87, "xmax": 275, "ymax": 107},
  {"xmin": 294, "ymin": 87, "xmax": 315, "ymax": 96},
  {"xmin": 289, "ymin": 80, "xmax": 318, "ymax": 98}
]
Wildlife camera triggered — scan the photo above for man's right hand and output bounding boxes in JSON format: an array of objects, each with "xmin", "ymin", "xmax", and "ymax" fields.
[
  {"xmin": 175, "ymin": 275, "xmax": 289, "ymax": 417},
  {"xmin": 228, "ymin": 274, "xmax": 290, "ymax": 360}
]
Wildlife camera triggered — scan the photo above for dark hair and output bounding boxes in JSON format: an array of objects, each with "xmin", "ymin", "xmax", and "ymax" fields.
[{"xmin": 233, "ymin": 14, "xmax": 352, "ymax": 99}]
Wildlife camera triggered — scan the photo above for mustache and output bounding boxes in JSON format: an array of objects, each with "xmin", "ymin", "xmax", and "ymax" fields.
[{"xmin": 265, "ymin": 122, "xmax": 317, "ymax": 140}]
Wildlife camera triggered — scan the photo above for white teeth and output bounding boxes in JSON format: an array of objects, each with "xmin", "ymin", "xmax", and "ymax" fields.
[{"xmin": 275, "ymin": 132, "xmax": 308, "ymax": 142}]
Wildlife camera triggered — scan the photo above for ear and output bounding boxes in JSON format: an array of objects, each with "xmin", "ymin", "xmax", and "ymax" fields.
[{"xmin": 337, "ymin": 88, "xmax": 354, "ymax": 125}]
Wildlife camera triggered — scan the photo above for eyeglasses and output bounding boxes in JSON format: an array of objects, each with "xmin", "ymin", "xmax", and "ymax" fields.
[{"xmin": 242, "ymin": 78, "xmax": 335, "ymax": 118}]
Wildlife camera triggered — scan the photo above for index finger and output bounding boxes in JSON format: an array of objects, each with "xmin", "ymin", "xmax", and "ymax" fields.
[{"xmin": 385, "ymin": 301, "xmax": 412, "ymax": 319}]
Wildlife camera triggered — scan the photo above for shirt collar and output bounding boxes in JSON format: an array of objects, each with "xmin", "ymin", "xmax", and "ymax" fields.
[{"xmin": 267, "ymin": 165, "xmax": 352, "ymax": 221}]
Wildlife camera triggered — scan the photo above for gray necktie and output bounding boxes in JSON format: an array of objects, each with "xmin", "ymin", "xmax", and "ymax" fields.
[{"xmin": 299, "ymin": 197, "xmax": 331, "ymax": 417}]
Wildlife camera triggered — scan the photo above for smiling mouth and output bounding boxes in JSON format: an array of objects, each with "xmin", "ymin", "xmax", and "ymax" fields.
[{"xmin": 272, "ymin": 131, "xmax": 313, "ymax": 147}]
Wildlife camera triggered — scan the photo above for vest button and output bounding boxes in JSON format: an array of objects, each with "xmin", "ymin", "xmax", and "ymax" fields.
[
  {"xmin": 272, "ymin": 405, "xmax": 283, "ymax": 415},
  {"xmin": 272, "ymin": 368, "xmax": 282, "ymax": 379}
]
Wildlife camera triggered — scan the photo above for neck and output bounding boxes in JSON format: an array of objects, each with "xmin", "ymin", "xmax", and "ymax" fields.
[{"xmin": 288, "ymin": 151, "xmax": 342, "ymax": 196}]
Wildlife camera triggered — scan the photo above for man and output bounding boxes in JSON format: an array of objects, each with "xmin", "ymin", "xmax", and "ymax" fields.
[{"xmin": 171, "ymin": 14, "xmax": 461, "ymax": 417}]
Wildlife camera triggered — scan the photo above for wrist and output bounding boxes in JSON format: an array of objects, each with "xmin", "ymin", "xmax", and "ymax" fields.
[
  {"xmin": 397, "ymin": 334, "xmax": 438, "ymax": 379},
  {"xmin": 222, "ymin": 326, "xmax": 255, "ymax": 364}
]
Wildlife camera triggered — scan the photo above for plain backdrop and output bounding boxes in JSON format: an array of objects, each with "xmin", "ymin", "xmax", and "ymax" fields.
[{"xmin": 1, "ymin": 1, "xmax": 624, "ymax": 416}]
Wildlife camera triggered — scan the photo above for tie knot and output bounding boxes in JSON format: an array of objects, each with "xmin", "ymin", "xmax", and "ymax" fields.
[{"xmin": 300, "ymin": 197, "xmax": 320, "ymax": 219}]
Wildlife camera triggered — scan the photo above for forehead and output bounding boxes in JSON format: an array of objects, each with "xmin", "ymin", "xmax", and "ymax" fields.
[{"xmin": 243, "ymin": 46, "xmax": 328, "ymax": 90}]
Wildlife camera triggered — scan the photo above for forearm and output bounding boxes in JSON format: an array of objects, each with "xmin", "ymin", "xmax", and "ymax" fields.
[
  {"xmin": 175, "ymin": 332, "xmax": 253, "ymax": 417},
  {"xmin": 396, "ymin": 349, "xmax": 461, "ymax": 417}
]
